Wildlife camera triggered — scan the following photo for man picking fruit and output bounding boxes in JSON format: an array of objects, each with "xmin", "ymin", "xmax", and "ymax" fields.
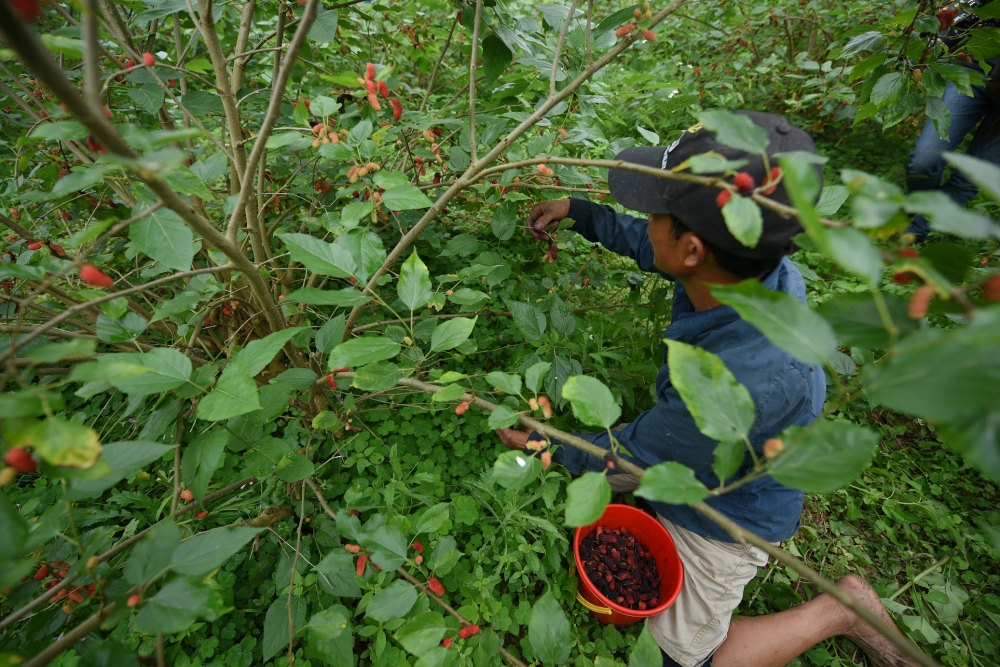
[{"xmin": 498, "ymin": 111, "xmax": 917, "ymax": 667}]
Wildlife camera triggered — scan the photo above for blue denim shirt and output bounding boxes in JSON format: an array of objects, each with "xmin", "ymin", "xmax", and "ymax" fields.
[{"xmin": 550, "ymin": 199, "xmax": 825, "ymax": 543}]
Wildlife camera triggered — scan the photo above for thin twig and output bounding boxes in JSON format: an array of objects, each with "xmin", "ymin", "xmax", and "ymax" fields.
[
  {"xmin": 420, "ymin": 14, "xmax": 458, "ymax": 111},
  {"xmin": 468, "ymin": 0, "xmax": 483, "ymax": 163},
  {"xmin": 550, "ymin": 0, "xmax": 580, "ymax": 96}
]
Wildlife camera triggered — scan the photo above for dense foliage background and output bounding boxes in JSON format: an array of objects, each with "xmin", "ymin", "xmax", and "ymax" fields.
[{"xmin": 0, "ymin": 0, "xmax": 999, "ymax": 666}]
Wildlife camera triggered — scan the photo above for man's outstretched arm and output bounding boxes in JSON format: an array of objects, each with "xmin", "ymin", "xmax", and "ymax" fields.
[{"xmin": 527, "ymin": 198, "xmax": 665, "ymax": 275}]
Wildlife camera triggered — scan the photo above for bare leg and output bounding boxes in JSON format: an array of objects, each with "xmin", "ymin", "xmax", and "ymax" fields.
[{"xmin": 713, "ymin": 575, "xmax": 918, "ymax": 667}]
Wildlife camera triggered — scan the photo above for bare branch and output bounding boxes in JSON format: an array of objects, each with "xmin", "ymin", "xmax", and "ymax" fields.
[
  {"xmin": 82, "ymin": 0, "xmax": 101, "ymax": 110},
  {"xmin": 420, "ymin": 14, "xmax": 458, "ymax": 111},
  {"xmin": 468, "ymin": 0, "xmax": 483, "ymax": 162},
  {"xmin": 224, "ymin": 0, "xmax": 320, "ymax": 242},
  {"xmin": 551, "ymin": 0, "xmax": 580, "ymax": 96}
]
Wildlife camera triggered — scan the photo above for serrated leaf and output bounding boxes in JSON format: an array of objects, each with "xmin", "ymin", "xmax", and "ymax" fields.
[
  {"xmin": 561, "ymin": 376, "xmax": 620, "ymax": 429},
  {"xmin": 487, "ymin": 404, "xmax": 520, "ymax": 429},
  {"xmin": 398, "ymin": 250, "xmax": 433, "ymax": 311},
  {"xmin": 493, "ymin": 450, "xmax": 541, "ymax": 489}
]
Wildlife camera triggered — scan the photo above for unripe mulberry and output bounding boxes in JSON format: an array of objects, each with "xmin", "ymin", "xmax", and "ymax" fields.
[
  {"xmin": 643, "ymin": 30, "xmax": 657, "ymax": 41},
  {"xmin": 196, "ymin": 510, "xmax": 208, "ymax": 519},
  {"xmin": 615, "ymin": 24, "xmax": 635, "ymax": 37},
  {"xmin": 356, "ymin": 554, "xmax": 367, "ymax": 576},
  {"xmin": 180, "ymin": 489, "xmax": 194, "ymax": 502},
  {"xmin": 344, "ymin": 544, "xmax": 361, "ymax": 554},
  {"xmin": 127, "ymin": 594, "xmax": 142, "ymax": 607},
  {"xmin": 142, "ymin": 52, "xmax": 155, "ymax": 67},
  {"xmin": 365, "ymin": 79, "xmax": 376, "ymax": 95},
  {"xmin": 733, "ymin": 172, "xmax": 755, "ymax": 195},
  {"xmin": 27, "ymin": 241, "xmax": 44, "ymax": 250},
  {"xmin": 716, "ymin": 190, "xmax": 732, "ymax": 207},
  {"xmin": 538, "ymin": 396, "xmax": 552, "ymax": 419},
  {"xmin": 763, "ymin": 438, "xmax": 783, "ymax": 459},
  {"xmin": 80, "ymin": 264, "xmax": 114, "ymax": 288},
  {"xmin": 391, "ymin": 98, "xmax": 403, "ymax": 121},
  {"xmin": 762, "ymin": 167, "xmax": 782, "ymax": 195},
  {"xmin": 378, "ymin": 80, "xmax": 389, "ymax": 98},
  {"xmin": 367, "ymin": 93, "xmax": 382, "ymax": 110},
  {"xmin": 537, "ymin": 164, "xmax": 554, "ymax": 176},
  {"xmin": 541, "ymin": 451, "xmax": 552, "ymax": 470},
  {"xmin": 427, "ymin": 577, "xmax": 445, "ymax": 596},
  {"xmin": 33, "ymin": 566, "xmax": 50, "ymax": 581},
  {"xmin": 908, "ymin": 285, "xmax": 934, "ymax": 319},
  {"xmin": 455, "ymin": 401, "xmax": 470, "ymax": 415}
]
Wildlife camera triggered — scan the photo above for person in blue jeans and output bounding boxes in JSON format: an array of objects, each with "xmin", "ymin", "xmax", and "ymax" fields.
[
  {"xmin": 905, "ymin": 2, "xmax": 1000, "ymax": 241},
  {"xmin": 498, "ymin": 112, "xmax": 919, "ymax": 667}
]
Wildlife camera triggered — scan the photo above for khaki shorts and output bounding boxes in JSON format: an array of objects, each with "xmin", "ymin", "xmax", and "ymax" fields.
[{"xmin": 606, "ymin": 475, "xmax": 769, "ymax": 667}]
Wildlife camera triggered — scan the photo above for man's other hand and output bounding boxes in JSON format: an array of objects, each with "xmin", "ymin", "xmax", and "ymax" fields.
[
  {"xmin": 497, "ymin": 427, "xmax": 532, "ymax": 450},
  {"xmin": 527, "ymin": 199, "xmax": 571, "ymax": 240}
]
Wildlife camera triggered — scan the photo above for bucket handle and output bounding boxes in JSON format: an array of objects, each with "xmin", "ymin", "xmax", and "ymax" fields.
[{"xmin": 576, "ymin": 590, "xmax": 612, "ymax": 616}]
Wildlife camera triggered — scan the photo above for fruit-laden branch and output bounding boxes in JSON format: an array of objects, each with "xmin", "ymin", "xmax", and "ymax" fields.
[
  {"xmin": 473, "ymin": 157, "xmax": 849, "ymax": 228},
  {"xmin": 0, "ymin": 5, "xmax": 306, "ymax": 367},
  {"xmin": 0, "ymin": 265, "xmax": 232, "ymax": 365},
  {"xmin": 327, "ymin": 372, "xmax": 939, "ymax": 667},
  {"xmin": 307, "ymin": 479, "xmax": 528, "ymax": 667},
  {"xmin": 340, "ymin": 0, "xmax": 688, "ymax": 340},
  {"xmin": 0, "ymin": 476, "xmax": 259, "ymax": 634}
]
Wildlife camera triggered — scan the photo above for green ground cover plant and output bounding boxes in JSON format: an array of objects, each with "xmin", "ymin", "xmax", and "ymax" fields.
[{"xmin": 0, "ymin": 0, "xmax": 998, "ymax": 666}]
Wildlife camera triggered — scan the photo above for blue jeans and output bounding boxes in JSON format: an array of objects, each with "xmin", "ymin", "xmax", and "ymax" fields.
[{"xmin": 906, "ymin": 81, "xmax": 1000, "ymax": 239}]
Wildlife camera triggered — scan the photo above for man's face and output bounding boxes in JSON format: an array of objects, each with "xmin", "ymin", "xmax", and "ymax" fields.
[{"xmin": 647, "ymin": 213, "xmax": 690, "ymax": 276}]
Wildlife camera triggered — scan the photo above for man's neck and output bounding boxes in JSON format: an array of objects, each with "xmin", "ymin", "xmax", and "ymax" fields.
[{"xmin": 679, "ymin": 266, "xmax": 762, "ymax": 312}]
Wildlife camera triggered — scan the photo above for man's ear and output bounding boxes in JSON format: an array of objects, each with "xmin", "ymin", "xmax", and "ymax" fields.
[{"xmin": 683, "ymin": 233, "xmax": 709, "ymax": 269}]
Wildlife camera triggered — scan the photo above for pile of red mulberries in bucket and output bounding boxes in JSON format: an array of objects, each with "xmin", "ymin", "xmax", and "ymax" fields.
[{"xmin": 580, "ymin": 526, "xmax": 660, "ymax": 610}]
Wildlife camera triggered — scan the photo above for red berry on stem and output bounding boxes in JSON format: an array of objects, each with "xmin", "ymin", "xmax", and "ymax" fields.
[
  {"xmin": 344, "ymin": 544, "xmax": 361, "ymax": 554},
  {"xmin": 11, "ymin": 0, "xmax": 41, "ymax": 21},
  {"xmin": 441, "ymin": 637, "xmax": 453, "ymax": 649},
  {"xmin": 33, "ymin": 566, "xmax": 50, "ymax": 581},
  {"xmin": 127, "ymin": 594, "xmax": 141, "ymax": 607},
  {"xmin": 365, "ymin": 63, "xmax": 376, "ymax": 81},
  {"xmin": 5, "ymin": 448, "xmax": 37, "ymax": 473},
  {"xmin": 716, "ymin": 190, "xmax": 732, "ymax": 208},
  {"xmin": 733, "ymin": 172, "xmax": 756, "ymax": 195},
  {"xmin": 899, "ymin": 248, "xmax": 919, "ymax": 259},
  {"xmin": 983, "ymin": 275, "xmax": 1000, "ymax": 301},
  {"xmin": 80, "ymin": 264, "xmax": 114, "ymax": 288},
  {"xmin": 643, "ymin": 30, "xmax": 657, "ymax": 41},
  {"xmin": 541, "ymin": 450, "xmax": 552, "ymax": 470},
  {"xmin": 27, "ymin": 241, "xmax": 44, "ymax": 250},
  {"xmin": 391, "ymin": 98, "xmax": 403, "ymax": 121},
  {"xmin": 196, "ymin": 510, "xmax": 208, "ymax": 519},
  {"xmin": 180, "ymin": 489, "xmax": 194, "ymax": 502},
  {"xmin": 908, "ymin": 285, "xmax": 934, "ymax": 319},
  {"xmin": 455, "ymin": 401, "xmax": 469, "ymax": 416},
  {"xmin": 325, "ymin": 374, "xmax": 337, "ymax": 390},
  {"xmin": 378, "ymin": 80, "xmax": 390, "ymax": 98},
  {"xmin": 938, "ymin": 7, "xmax": 954, "ymax": 31},
  {"xmin": 142, "ymin": 52, "xmax": 155, "ymax": 67},
  {"xmin": 411, "ymin": 541, "xmax": 424, "ymax": 553},
  {"xmin": 427, "ymin": 577, "xmax": 445, "ymax": 596}
]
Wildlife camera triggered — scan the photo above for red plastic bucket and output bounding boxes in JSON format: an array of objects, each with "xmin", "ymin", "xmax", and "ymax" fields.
[{"xmin": 573, "ymin": 503, "xmax": 684, "ymax": 627}]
